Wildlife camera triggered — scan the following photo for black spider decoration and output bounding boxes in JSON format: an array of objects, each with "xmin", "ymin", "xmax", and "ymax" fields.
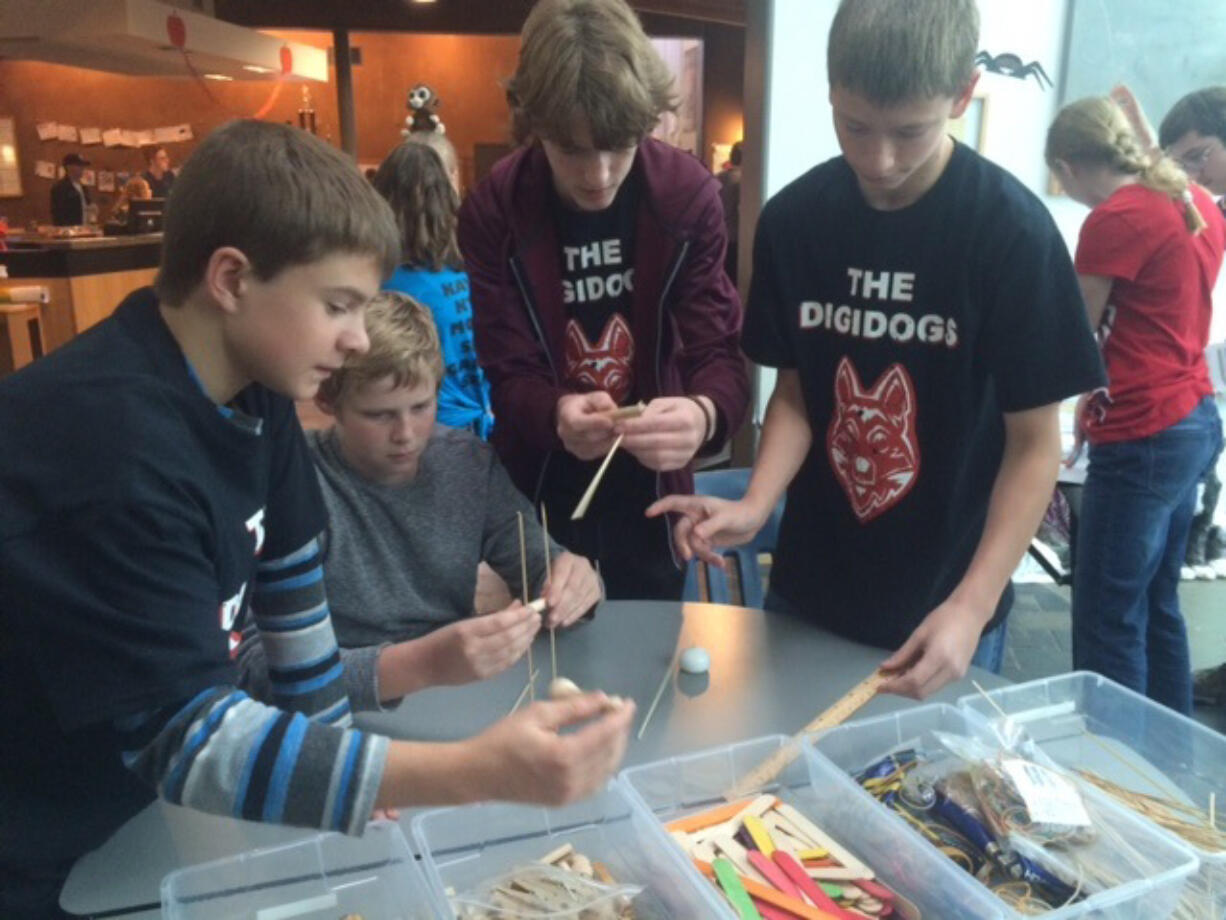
[{"xmin": 975, "ymin": 51, "xmax": 1052, "ymax": 90}]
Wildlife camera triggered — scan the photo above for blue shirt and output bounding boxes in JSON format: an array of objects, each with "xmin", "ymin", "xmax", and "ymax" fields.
[{"xmin": 385, "ymin": 264, "xmax": 494, "ymax": 439}]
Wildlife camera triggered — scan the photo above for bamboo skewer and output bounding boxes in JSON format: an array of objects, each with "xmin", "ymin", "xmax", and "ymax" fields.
[
  {"xmin": 637, "ymin": 646, "xmax": 683, "ymax": 740},
  {"xmin": 517, "ymin": 511, "xmax": 535, "ymax": 702},
  {"xmin": 571, "ymin": 434, "xmax": 624, "ymax": 520},
  {"xmin": 509, "ymin": 669, "xmax": 540, "ymax": 715},
  {"xmin": 541, "ymin": 505, "xmax": 557, "ymax": 684}
]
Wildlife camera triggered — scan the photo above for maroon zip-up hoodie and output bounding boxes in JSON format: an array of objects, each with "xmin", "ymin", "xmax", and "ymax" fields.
[{"xmin": 459, "ymin": 137, "xmax": 750, "ymax": 507}]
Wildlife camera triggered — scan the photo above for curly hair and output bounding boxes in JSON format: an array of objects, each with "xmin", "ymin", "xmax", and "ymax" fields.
[
  {"xmin": 372, "ymin": 141, "xmax": 462, "ymax": 272},
  {"xmin": 1046, "ymin": 96, "xmax": 1207, "ymax": 234}
]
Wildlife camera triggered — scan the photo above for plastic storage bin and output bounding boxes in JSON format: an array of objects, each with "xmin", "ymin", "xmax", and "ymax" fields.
[
  {"xmin": 809, "ymin": 702, "xmax": 1199, "ymax": 919},
  {"xmin": 959, "ymin": 671, "xmax": 1226, "ymax": 915},
  {"xmin": 161, "ymin": 821, "xmax": 434, "ymax": 919},
  {"xmin": 410, "ymin": 781, "xmax": 727, "ymax": 919},
  {"xmin": 622, "ymin": 733, "xmax": 1006, "ymax": 919}
]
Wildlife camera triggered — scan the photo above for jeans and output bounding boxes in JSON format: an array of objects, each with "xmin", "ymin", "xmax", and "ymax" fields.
[
  {"xmin": 763, "ymin": 589, "xmax": 1010, "ymax": 675},
  {"xmin": 1072, "ymin": 396, "xmax": 1224, "ymax": 714}
]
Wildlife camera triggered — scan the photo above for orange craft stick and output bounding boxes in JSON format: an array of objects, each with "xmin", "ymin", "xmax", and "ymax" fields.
[
  {"xmin": 665, "ymin": 798, "xmax": 776, "ymax": 834},
  {"xmin": 694, "ymin": 858, "xmax": 840, "ymax": 920}
]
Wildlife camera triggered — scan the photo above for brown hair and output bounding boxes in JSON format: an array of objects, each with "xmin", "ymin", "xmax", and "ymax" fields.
[
  {"xmin": 506, "ymin": 0, "xmax": 676, "ymax": 149},
  {"xmin": 1159, "ymin": 86, "xmax": 1226, "ymax": 149},
  {"xmin": 318, "ymin": 290, "xmax": 444, "ymax": 405},
  {"xmin": 1047, "ymin": 97, "xmax": 1207, "ymax": 233},
  {"xmin": 828, "ymin": 0, "xmax": 978, "ymax": 105},
  {"xmin": 372, "ymin": 142, "xmax": 462, "ymax": 272},
  {"xmin": 154, "ymin": 120, "xmax": 401, "ymax": 306}
]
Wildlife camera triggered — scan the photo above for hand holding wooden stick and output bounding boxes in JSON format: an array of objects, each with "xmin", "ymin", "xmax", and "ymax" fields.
[{"xmin": 541, "ymin": 504, "xmax": 556, "ymax": 682}]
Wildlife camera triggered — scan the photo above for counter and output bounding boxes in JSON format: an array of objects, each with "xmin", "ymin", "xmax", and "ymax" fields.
[{"xmin": 0, "ymin": 233, "xmax": 161, "ymax": 349}]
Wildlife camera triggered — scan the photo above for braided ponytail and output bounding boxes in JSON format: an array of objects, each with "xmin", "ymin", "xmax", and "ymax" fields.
[{"xmin": 1047, "ymin": 96, "xmax": 1206, "ymax": 233}]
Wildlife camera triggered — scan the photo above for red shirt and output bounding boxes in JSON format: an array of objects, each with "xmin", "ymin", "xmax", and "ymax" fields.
[{"xmin": 1076, "ymin": 182, "xmax": 1225, "ymax": 443}]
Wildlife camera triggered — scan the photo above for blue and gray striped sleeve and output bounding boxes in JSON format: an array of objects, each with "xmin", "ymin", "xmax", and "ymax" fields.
[{"xmin": 114, "ymin": 537, "xmax": 388, "ymax": 835}]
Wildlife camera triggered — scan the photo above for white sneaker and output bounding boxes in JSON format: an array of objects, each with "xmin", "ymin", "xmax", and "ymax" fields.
[
  {"xmin": 1182, "ymin": 565, "xmax": 1197, "ymax": 580},
  {"xmin": 1194, "ymin": 563, "xmax": 1218, "ymax": 580},
  {"xmin": 1213, "ymin": 558, "xmax": 1226, "ymax": 578}
]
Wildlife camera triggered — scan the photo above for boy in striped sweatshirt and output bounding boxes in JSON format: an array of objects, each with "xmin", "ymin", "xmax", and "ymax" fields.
[{"xmin": 0, "ymin": 120, "xmax": 634, "ymax": 919}]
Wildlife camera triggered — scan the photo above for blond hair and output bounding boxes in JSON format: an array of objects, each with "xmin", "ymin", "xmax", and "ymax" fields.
[
  {"xmin": 1047, "ymin": 97, "xmax": 1207, "ymax": 233},
  {"xmin": 318, "ymin": 291, "xmax": 444, "ymax": 405},
  {"xmin": 828, "ymin": 0, "xmax": 978, "ymax": 104},
  {"xmin": 155, "ymin": 120, "xmax": 400, "ymax": 306},
  {"xmin": 372, "ymin": 141, "xmax": 462, "ymax": 272},
  {"xmin": 507, "ymin": 0, "xmax": 676, "ymax": 148},
  {"xmin": 403, "ymin": 131, "xmax": 459, "ymax": 181}
]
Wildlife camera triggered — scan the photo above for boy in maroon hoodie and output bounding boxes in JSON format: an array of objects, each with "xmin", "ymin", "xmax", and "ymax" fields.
[{"xmin": 459, "ymin": 0, "xmax": 749, "ymax": 600}]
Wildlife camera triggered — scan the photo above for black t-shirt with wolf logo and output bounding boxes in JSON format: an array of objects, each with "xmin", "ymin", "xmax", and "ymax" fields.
[{"xmin": 744, "ymin": 143, "xmax": 1104, "ymax": 650}]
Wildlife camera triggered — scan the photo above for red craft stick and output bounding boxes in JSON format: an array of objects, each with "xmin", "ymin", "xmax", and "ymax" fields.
[
  {"xmin": 773, "ymin": 851, "xmax": 859, "ymax": 920},
  {"xmin": 748, "ymin": 850, "xmax": 803, "ymax": 899},
  {"xmin": 752, "ymin": 896, "xmax": 803, "ymax": 920},
  {"xmin": 853, "ymin": 879, "xmax": 895, "ymax": 903}
]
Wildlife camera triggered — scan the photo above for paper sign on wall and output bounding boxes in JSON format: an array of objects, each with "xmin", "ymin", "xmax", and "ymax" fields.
[
  {"xmin": 97, "ymin": 170, "xmax": 115, "ymax": 192},
  {"xmin": 36, "ymin": 122, "xmax": 59, "ymax": 141},
  {"xmin": 101, "ymin": 128, "xmax": 124, "ymax": 148},
  {"xmin": 56, "ymin": 124, "xmax": 79, "ymax": 143},
  {"xmin": 34, "ymin": 160, "xmax": 57, "ymax": 179},
  {"xmin": 79, "ymin": 127, "xmax": 103, "ymax": 145}
]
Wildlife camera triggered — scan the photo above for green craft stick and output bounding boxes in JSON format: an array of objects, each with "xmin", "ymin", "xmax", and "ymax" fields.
[
  {"xmin": 712, "ymin": 856, "xmax": 764, "ymax": 920},
  {"xmin": 820, "ymin": 882, "xmax": 843, "ymax": 898}
]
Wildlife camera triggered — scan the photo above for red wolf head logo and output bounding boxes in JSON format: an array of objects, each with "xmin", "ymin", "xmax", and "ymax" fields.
[
  {"xmin": 827, "ymin": 357, "xmax": 920, "ymax": 523},
  {"xmin": 564, "ymin": 314, "xmax": 635, "ymax": 404}
]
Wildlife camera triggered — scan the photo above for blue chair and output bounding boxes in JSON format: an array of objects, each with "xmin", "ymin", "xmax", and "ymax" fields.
[{"xmin": 681, "ymin": 468, "xmax": 785, "ymax": 608}]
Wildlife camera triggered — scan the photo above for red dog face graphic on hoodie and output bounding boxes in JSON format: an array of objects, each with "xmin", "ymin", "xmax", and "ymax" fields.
[{"xmin": 827, "ymin": 356, "xmax": 920, "ymax": 523}]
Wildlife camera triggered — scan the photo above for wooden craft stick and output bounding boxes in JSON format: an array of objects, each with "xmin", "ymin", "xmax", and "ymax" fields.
[
  {"xmin": 516, "ymin": 511, "xmax": 536, "ymax": 702},
  {"xmin": 723, "ymin": 670, "xmax": 887, "ymax": 800},
  {"xmin": 711, "ymin": 833, "xmax": 768, "ymax": 883},
  {"xmin": 694, "ymin": 859, "xmax": 840, "ymax": 920},
  {"xmin": 542, "ymin": 505, "xmax": 556, "ymax": 683},
  {"xmin": 774, "ymin": 803, "xmax": 871, "ymax": 879},
  {"xmin": 571, "ymin": 433, "xmax": 624, "ymax": 520},
  {"xmin": 606, "ymin": 400, "xmax": 646, "ymax": 421}
]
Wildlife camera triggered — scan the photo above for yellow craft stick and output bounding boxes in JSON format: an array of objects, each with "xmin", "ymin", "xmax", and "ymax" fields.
[
  {"xmin": 798, "ymin": 848, "xmax": 830, "ymax": 860},
  {"xmin": 743, "ymin": 814, "xmax": 776, "ymax": 857}
]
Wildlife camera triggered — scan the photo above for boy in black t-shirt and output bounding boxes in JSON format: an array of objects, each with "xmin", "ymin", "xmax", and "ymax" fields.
[
  {"xmin": 651, "ymin": 0, "xmax": 1104, "ymax": 698},
  {"xmin": 0, "ymin": 121, "xmax": 633, "ymax": 918}
]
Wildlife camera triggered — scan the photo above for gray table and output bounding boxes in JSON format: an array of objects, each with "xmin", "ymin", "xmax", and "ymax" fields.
[{"xmin": 62, "ymin": 600, "xmax": 1007, "ymax": 916}]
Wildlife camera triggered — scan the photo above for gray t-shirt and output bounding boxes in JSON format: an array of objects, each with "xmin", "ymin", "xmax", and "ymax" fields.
[{"xmin": 309, "ymin": 425, "xmax": 557, "ymax": 647}]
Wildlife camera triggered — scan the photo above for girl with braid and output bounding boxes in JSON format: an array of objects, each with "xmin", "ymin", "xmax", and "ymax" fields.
[{"xmin": 1048, "ymin": 96, "xmax": 1226, "ymax": 712}]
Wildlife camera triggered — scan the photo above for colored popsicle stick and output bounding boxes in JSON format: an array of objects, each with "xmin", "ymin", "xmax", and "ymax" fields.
[
  {"xmin": 773, "ymin": 851, "xmax": 859, "ymax": 920},
  {"xmin": 747, "ymin": 849, "xmax": 803, "ymax": 899},
  {"xmin": 666, "ymin": 796, "xmax": 774, "ymax": 834},
  {"xmin": 744, "ymin": 814, "xmax": 777, "ymax": 856},
  {"xmin": 714, "ymin": 856, "xmax": 765, "ymax": 920},
  {"xmin": 752, "ymin": 896, "xmax": 804, "ymax": 920},
  {"xmin": 694, "ymin": 859, "xmax": 840, "ymax": 920}
]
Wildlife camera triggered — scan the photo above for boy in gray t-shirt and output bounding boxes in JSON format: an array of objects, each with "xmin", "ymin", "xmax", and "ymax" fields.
[{"xmin": 310, "ymin": 291, "xmax": 602, "ymax": 685}]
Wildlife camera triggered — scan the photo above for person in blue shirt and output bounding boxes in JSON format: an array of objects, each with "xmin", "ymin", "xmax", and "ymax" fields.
[{"xmin": 373, "ymin": 139, "xmax": 495, "ymax": 438}]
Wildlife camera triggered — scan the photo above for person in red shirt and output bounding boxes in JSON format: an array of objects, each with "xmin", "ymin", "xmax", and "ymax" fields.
[{"xmin": 1048, "ymin": 95, "xmax": 1226, "ymax": 713}]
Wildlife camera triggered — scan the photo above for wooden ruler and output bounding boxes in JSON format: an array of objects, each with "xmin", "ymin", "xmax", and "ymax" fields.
[{"xmin": 723, "ymin": 670, "xmax": 887, "ymax": 801}]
